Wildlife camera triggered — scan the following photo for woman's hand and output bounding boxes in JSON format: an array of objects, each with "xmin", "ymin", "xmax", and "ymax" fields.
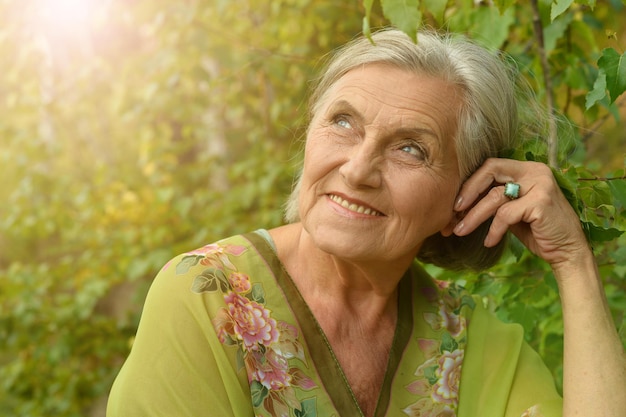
[
  {"xmin": 452, "ymin": 158, "xmax": 590, "ymax": 270},
  {"xmin": 454, "ymin": 158, "xmax": 626, "ymax": 417}
]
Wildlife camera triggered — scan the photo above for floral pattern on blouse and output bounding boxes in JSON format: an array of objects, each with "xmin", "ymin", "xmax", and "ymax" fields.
[
  {"xmin": 404, "ymin": 280, "xmax": 475, "ymax": 417},
  {"xmin": 169, "ymin": 238, "xmax": 552, "ymax": 417},
  {"xmin": 520, "ymin": 404, "xmax": 544, "ymax": 417},
  {"xmin": 175, "ymin": 242, "xmax": 318, "ymax": 417}
]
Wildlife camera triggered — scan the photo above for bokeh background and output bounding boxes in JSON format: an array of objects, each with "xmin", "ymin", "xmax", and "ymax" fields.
[{"xmin": 1, "ymin": 1, "xmax": 625, "ymax": 416}]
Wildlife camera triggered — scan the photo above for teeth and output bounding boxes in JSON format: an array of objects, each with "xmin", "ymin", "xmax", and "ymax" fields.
[{"xmin": 329, "ymin": 195, "xmax": 381, "ymax": 216}]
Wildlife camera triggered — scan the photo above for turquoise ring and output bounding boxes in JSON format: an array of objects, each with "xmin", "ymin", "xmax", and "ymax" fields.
[{"xmin": 504, "ymin": 182, "xmax": 521, "ymax": 200}]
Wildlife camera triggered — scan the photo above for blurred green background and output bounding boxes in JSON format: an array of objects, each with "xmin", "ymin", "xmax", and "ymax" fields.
[{"xmin": 1, "ymin": 1, "xmax": 625, "ymax": 416}]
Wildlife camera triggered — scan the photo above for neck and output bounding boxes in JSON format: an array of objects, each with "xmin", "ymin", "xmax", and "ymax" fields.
[{"xmin": 270, "ymin": 223, "xmax": 411, "ymax": 319}]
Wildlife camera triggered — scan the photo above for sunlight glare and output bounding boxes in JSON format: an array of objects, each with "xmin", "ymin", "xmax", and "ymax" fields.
[{"xmin": 37, "ymin": 0, "xmax": 96, "ymax": 33}]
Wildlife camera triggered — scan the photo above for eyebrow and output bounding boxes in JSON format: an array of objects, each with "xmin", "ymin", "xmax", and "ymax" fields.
[
  {"xmin": 327, "ymin": 99, "xmax": 440, "ymax": 141},
  {"xmin": 327, "ymin": 100, "xmax": 363, "ymax": 122}
]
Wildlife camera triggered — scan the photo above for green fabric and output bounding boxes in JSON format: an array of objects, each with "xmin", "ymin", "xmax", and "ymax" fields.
[{"xmin": 107, "ymin": 232, "xmax": 562, "ymax": 417}]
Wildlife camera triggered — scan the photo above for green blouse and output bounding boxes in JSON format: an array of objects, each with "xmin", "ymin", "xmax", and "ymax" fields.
[{"xmin": 107, "ymin": 232, "xmax": 562, "ymax": 417}]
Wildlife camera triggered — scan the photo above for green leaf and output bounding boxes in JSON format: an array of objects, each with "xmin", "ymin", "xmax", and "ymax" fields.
[
  {"xmin": 551, "ymin": 0, "xmax": 575, "ymax": 21},
  {"xmin": 598, "ymin": 48, "xmax": 626, "ymax": 104},
  {"xmin": 236, "ymin": 347, "xmax": 245, "ymax": 370},
  {"xmin": 381, "ymin": 0, "xmax": 421, "ymax": 41},
  {"xmin": 586, "ymin": 69, "xmax": 607, "ymax": 110},
  {"xmin": 216, "ymin": 269, "xmax": 230, "ymax": 293},
  {"xmin": 551, "ymin": 167, "xmax": 582, "ymax": 215},
  {"xmin": 468, "ymin": 6, "xmax": 515, "ymax": 49},
  {"xmin": 544, "ymin": 13, "xmax": 573, "ymax": 54},
  {"xmin": 583, "ymin": 222, "xmax": 624, "ymax": 242},
  {"xmin": 250, "ymin": 380, "xmax": 269, "ymax": 407},
  {"xmin": 422, "ymin": 0, "xmax": 448, "ymax": 23},
  {"xmin": 191, "ymin": 273, "xmax": 218, "ymax": 293},
  {"xmin": 250, "ymin": 283, "xmax": 266, "ymax": 303},
  {"xmin": 423, "ymin": 364, "xmax": 439, "ymax": 385},
  {"xmin": 362, "ymin": 0, "xmax": 374, "ymax": 40},
  {"xmin": 543, "ymin": 271, "xmax": 559, "ymax": 294},
  {"xmin": 176, "ymin": 255, "xmax": 201, "ymax": 274},
  {"xmin": 613, "ymin": 246, "xmax": 626, "ymax": 264},
  {"xmin": 363, "ymin": 16, "xmax": 372, "ymax": 41},
  {"xmin": 508, "ymin": 234, "xmax": 526, "ymax": 261},
  {"xmin": 461, "ymin": 294, "xmax": 477, "ymax": 310},
  {"xmin": 584, "ymin": 0, "xmax": 597, "ymax": 9},
  {"xmin": 493, "ymin": 0, "xmax": 516, "ymax": 14},
  {"xmin": 294, "ymin": 398, "xmax": 318, "ymax": 417},
  {"xmin": 440, "ymin": 332, "xmax": 458, "ymax": 353},
  {"xmin": 507, "ymin": 302, "xmax": 539, "ymax": 334},
  {"xmin": 608, "ymin": 178, "xmax": 626, "ymax": 209}
]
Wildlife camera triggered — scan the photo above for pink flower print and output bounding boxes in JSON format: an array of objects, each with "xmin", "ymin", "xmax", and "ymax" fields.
[
  {"xmin": 247, "ymin": 348, "xmax": 292, "ymax": 390},
  {"xmin": 213, "ymin": 308, "xmax": 235, "ymax": 344},
  {"xmin": 224, "ymin": 292, "xmax": 279, "ymax": 350},
  {"xmin": 189, "ymin": 243, "xmax": 246, "ymax": 270},
  {"xmin": 405, "ymin": 378, "xmax": 432, "ymax": 397},
  {"xmin": 229, "ymin": 272, "xmax": 251, "ymax": 293},
  {"xmin": 435, "ymin": 279, "xmax": 451, "ymax": 290},
  {"xmin": 403, "ymin": 398, "xmax": 455, "ymax": 417},
  {"xmin": 432, "ymin": 349, "xmax": 464, "ymax": 406},
  {"xmin": 520, "ymin": 405, "xmax": 543, "ymax": 417},
  {"xmin": 423, "ymin": 301, "xmax": 465, "ymax": 338},
  {"xmin": 438, "ymin": 302, "xmax": 465, "ymax": 338}
]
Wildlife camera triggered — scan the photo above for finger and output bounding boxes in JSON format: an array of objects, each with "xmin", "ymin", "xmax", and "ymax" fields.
[
  {"xmin": 483, "ymin": 201, "xmax": 527, "ymax": 247},
  {"xmin": 453, "ymin": 184, "xmax": 511, "ymax": 237},
  {"xmin": 455, "ymin": 158, "xmax": 529, "ymax": 212}
]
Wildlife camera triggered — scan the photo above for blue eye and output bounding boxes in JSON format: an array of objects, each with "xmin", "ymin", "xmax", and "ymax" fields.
[
  {"xmin": 401, "ymin": 144, "xmax": 424, "ymax": 158},
  {"xmin": 335, "ymin": 117, "xmax": 352, "ymax": 129}
]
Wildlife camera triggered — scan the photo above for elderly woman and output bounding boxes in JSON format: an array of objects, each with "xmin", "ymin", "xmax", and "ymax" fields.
[{"xmin": 107, "ymin": 29, "xmax": 626, "ymax": 417}]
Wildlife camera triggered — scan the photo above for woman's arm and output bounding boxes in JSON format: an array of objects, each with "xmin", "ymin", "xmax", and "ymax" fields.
[
  {"xmin": 106, "ymin": 254, "xmax": 251, "ymax": 417},
  {"xmin": 552, "ymin": 250, "xmax": 626, "ymax": 416},
  {"xmin": 453, "ymin": 158, "xmax": 626, "ymax": 417}
]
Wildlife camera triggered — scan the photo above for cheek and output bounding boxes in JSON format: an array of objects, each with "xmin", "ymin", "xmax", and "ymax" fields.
[
  {"xmin": 393, "ymin": 174, "xmax": 459, "ymax": 220},
  {"xmin": 301, "ymin": 136, "xmax": 341, "ymax": 181}
]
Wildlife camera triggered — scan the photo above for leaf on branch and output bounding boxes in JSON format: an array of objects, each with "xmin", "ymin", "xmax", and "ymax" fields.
[
  {"xmin": 585, "ymin": 68, "xmax": 607, "ymax": 110},
  {"xmin": 493, "ymin": 0, "xmax": 516, "ymax": 14},
  {"xmin": 362, "ymin": 0, "xmax": 374, "ymax": 40},
  {"xmin": 551, "ymin": 167, "xmax": 582, "ymax": 215},
  {"xmin": 551, "ymin": 0, "xmax": 575, "ymax": 21},
  {"xmin": 583, "ymin": 222, "xmax": 624, "ymax": 243},
  {"xmin": 544, "ymin": 14, "xmax": 573, "ymax": 54},
  {"xmin": 381, "ymin": 0, "xmax": 421, "ymax": 42},
  {"xmin": 608, "ymin": 178, "xmax": 626, "ymax": 209},
  {"xmin": 422, "ymin": 0, "xmax": 448, "ymax": 23},
  {"xmin": 597, "ymin": 47, "xmax": 626, "ymax": 104},
  {"xmin": 584, "ymin": 0, "xmax": 597, "ymax": 10},
  {"xmin": 469, "ymin": 6, "xmax": 515, "ymax": 49},
  {"xmin": 363, "ymin": 16, "xmax": 372, "ymax": 41}
]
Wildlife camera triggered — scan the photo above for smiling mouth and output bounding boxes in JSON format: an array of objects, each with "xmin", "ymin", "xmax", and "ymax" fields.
[{"xmin": 328, "ymin": 194, "xmax": 384, "ymax": 216}]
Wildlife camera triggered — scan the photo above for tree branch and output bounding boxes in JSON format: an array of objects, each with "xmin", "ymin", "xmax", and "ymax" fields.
[{"xmin": 530, "ymin": 0, "xmax": 559, "ymax": 168}]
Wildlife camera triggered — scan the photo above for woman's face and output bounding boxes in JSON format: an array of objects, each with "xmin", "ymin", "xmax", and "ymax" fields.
[{"xmin": 298, "ymin": 63, "xmax": 463, "ymax": 264}]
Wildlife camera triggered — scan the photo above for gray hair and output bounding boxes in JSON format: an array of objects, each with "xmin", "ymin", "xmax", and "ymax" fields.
[{"xmin": 285, "ymin": 28, "xmax": 539, "ymax": 271}]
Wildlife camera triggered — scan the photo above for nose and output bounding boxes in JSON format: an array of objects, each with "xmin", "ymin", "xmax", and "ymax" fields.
[{"xmin": 338, "ymin": 141, "xmax": 382, "ymax": 189}]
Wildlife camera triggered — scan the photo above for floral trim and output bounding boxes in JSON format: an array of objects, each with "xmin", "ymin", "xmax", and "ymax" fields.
[
  {"xmin": 403, "ymin": 281, "xmax": 475, "ymax": 417},
  {"xmin": 520, "ymin": 404, "xmax": 544, "ymax": 417},
  {"xmin": 175, "ymin": 241, "xmax": 318, "ymax": 417}
]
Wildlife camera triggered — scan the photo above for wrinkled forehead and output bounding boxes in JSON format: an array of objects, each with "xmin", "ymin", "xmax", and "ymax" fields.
[
  {"xmin": 311, "ymin": 62, "xmax": 459, "ymax": 118},
  {"xmin": 312, "ymin": 64, "xmax": 463, "ymax": 134}
]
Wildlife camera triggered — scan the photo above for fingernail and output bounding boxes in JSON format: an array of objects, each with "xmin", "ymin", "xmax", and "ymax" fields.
[
  {"xmin": 454, "ymin": 196, "xmax": 463, "ymax": 210},
  {"xmin": 454, "ymin": 221, "xmax": 464, "ymax": 235}
]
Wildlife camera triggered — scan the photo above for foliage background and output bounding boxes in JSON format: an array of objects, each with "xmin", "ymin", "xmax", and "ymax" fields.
[{"xmin": 0, "ymin": 0, "xmax": 624, "ymax": 416}]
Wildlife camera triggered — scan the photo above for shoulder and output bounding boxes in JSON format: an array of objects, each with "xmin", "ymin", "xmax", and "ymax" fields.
[
  {"xmin": 144, "ymin": 232, "xmax": 277, "ymax": 311},
  {"xmin": 161, "ymin": 232, "xmax": 274, "ymax": 282}
]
